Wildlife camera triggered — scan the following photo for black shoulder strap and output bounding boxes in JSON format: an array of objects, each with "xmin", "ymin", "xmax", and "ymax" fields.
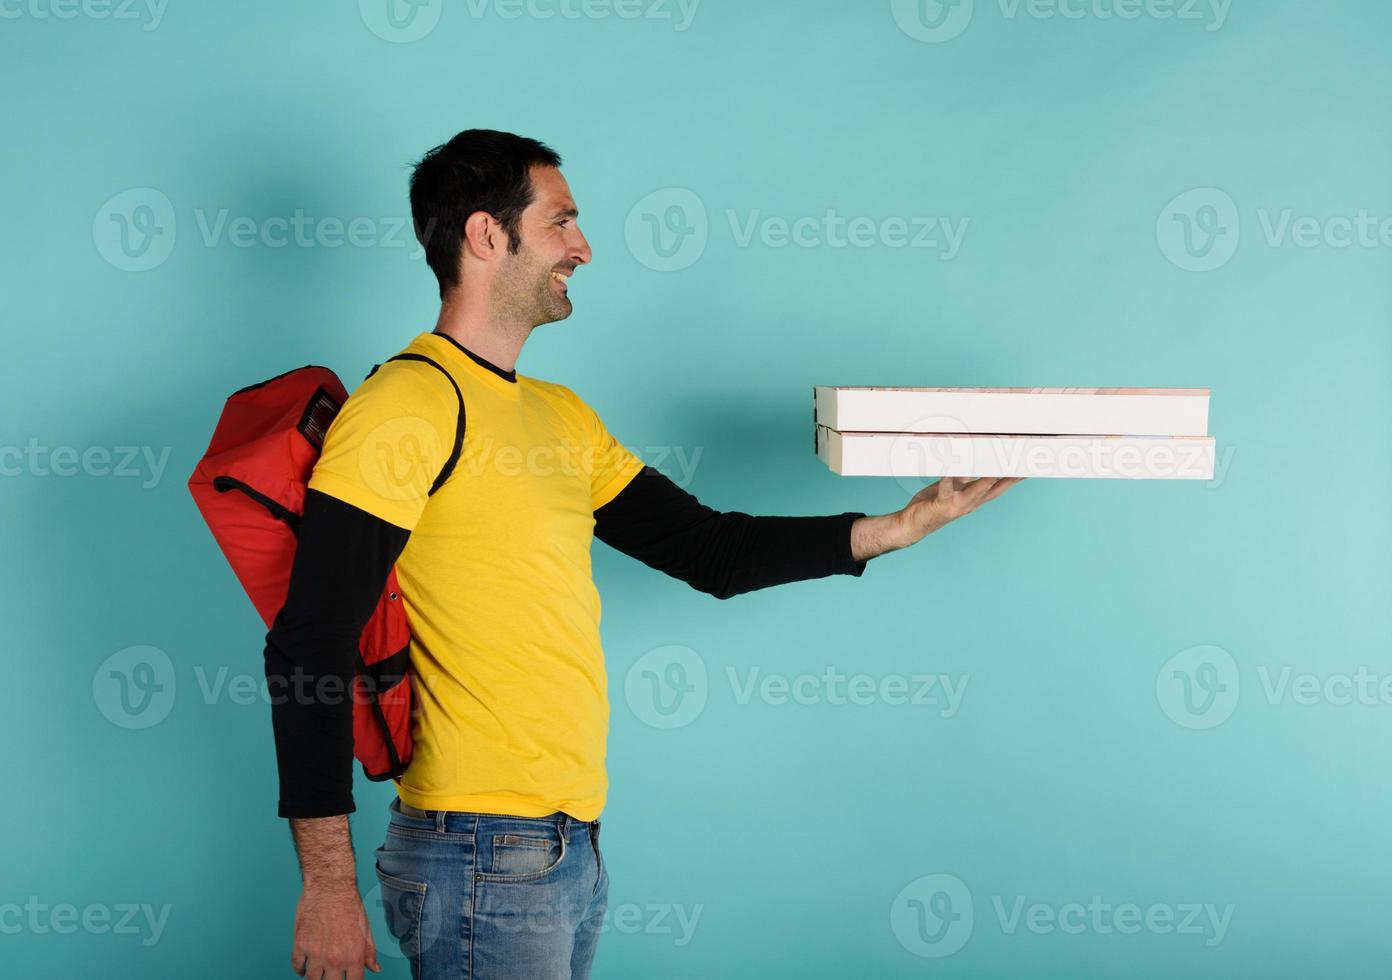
[{"xmin": 364, "ymin": 354, "xmax": 465, "ymax": 496}]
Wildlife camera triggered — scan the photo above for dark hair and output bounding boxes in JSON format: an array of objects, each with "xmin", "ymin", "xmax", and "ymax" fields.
[{"xmin": 409, "ymin": 129, "xmax": 563, "ymax": 297}]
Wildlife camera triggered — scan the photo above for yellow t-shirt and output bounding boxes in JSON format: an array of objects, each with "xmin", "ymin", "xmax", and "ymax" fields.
[{"xmin": 307, "ymin": 331, "xmax": 645, "ymax": 820}]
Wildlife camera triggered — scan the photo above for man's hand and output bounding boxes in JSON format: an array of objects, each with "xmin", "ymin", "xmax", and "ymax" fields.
[
  {"xmin": 288, "ymin": 815, "xmax": 379, "ymax": 979},
  {"xmin": 291, "ymin": 881, "xmax": 380, "ymax": 980},
  {"xmin": 851, "ymin": 476, "xmax": 1024, "ymax": 562}
]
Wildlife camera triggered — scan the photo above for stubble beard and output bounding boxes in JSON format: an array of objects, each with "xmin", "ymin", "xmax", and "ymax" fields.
[{"xmin": 497, "ymin": 249, "xmax": 572, "ymax": 329}]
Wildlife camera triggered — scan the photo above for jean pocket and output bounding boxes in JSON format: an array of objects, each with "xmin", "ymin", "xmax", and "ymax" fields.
[
  {"xmin": 485, "ymin": 830, "xmax": 566, "ymax": 881},
  {"xmin": 373, "ymin": 863, "xmax": 429, "ymax": 966}
]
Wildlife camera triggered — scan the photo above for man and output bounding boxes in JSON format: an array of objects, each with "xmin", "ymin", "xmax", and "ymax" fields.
[{"xmin": 263, "ymin": 128, "xmax": 1020, "ymax": 980}]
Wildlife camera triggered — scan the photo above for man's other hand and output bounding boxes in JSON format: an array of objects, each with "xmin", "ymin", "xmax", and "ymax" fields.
[{"xmin": 291, "ymin": 882, "xmax": 380, "ymax": 980}]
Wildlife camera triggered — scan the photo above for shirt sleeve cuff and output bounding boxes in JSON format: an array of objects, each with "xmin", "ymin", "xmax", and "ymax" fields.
[
  {"xmin": 278, "ymin": 797, "xmax": 357, "ymax": 820},
  {"xmin": 836, "ymin": 511, "xmax": 868, "ymax": 578}
]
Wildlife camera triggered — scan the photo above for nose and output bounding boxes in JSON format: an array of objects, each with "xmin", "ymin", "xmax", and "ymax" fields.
[{"xmin": 571, "ymin": 224, "xmax": 593, "ymax": 267}]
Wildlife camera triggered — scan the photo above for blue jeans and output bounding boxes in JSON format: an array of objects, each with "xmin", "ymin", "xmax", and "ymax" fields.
[{"xmin": 372, "ymin": 797, "xmax": 609, "ymax": 979}]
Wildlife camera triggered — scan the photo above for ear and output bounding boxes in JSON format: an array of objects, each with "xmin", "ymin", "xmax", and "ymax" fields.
[{"xmin": 462, "ymin": 210, "xmax": 505, "ymax": 261}]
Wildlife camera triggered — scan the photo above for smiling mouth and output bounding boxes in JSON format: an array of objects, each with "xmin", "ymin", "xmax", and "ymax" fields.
[{"xmin": 550, "ymin": 270, "xmax": 570, "ymax": 288}]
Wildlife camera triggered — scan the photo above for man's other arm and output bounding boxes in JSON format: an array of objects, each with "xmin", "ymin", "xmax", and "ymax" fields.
[{"xmin": 262, "ymin": 488, "xmax": 409, "ymax": 977}]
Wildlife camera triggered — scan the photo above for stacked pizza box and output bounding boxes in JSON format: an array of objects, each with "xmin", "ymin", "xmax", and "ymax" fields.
[{"xmin": 813, "ymin": 387, "xmax": 1215, "ymax": 480}]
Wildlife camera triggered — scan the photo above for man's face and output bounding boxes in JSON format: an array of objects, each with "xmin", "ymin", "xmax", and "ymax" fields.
[{"xmin": 494, "ymin": 165, "xmax": 592, "ymax": 328}]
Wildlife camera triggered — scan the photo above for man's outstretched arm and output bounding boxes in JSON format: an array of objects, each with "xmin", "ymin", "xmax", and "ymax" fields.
[{"xmin": 593, "ymin": 467, "xmax": 1022, "ymax": 598}]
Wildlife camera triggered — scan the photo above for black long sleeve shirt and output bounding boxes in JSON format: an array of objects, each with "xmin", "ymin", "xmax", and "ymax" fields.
[{"xmin": 264, "ymin": 466, "xmax": 867, "ymax": 818}]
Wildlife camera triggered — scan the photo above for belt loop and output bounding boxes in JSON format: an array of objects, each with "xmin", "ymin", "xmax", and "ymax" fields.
[
  {"xmin": 435, "ymin": 808, "xmax": 446, "ymax": 833},
  {"xmin": 558, "ymin": 812, "xmax": 571, "ymax": 839}
]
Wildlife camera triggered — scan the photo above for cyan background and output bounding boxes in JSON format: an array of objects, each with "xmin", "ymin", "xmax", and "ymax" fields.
[{"xmin": 3, "ymin": 0, "xmax": 1390, "ymax": 976}]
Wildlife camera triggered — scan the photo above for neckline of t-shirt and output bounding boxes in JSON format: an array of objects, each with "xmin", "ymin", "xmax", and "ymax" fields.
[{"xmin": 423, "ymin": 332, "xmax": 522, "ymax": 395}]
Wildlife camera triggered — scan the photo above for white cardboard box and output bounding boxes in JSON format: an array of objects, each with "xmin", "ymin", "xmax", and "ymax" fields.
[
  {"xmin": 815, "ymin": 425, "xmax": 1216, "ymax": 480},
  {"xmin": 813, "ymin": 386, "xmax": 1210, "ymax": 437}
]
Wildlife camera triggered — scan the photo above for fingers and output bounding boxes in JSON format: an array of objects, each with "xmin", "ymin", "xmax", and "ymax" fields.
[
  {"xmin": 363, "ymin": 915, "xmax": 380, "ymax": 973},
  {"xmin": 981, "ymin": 476, "xmax": 1025, "ymax": 501},
  {"xmin": 958, "ymin": 476, "xmax": 998, "ymax": 500},
  {"xmin": 939, "ymin": 476, "xmax": 980, "ymax": 494},
  {"xmin": 955, "ymin": 476, "xmax": 1022, "ymax": 508},
  {"xmin": 935, "ymin": 475, "xmax": 1023, "ymax": 511},
  {"xmin": 292, "ymin": 952, "xmax": 345, "ymax": 980}
]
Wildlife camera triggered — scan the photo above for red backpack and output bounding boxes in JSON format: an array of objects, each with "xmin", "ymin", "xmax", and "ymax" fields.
[{"xmin": 188, "ymin": 354, "xmax": 464, "ymax": 781}]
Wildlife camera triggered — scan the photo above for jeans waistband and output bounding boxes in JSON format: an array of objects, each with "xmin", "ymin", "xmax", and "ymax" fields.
[{"xmin": 393, "ymin": 797, "xmax": 598, "ymax": 837}]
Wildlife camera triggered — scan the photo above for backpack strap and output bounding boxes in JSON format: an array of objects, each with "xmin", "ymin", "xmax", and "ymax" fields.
[{"xmin": 365, "ymin": 353, "xmax": 465, "ymax": 496}]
